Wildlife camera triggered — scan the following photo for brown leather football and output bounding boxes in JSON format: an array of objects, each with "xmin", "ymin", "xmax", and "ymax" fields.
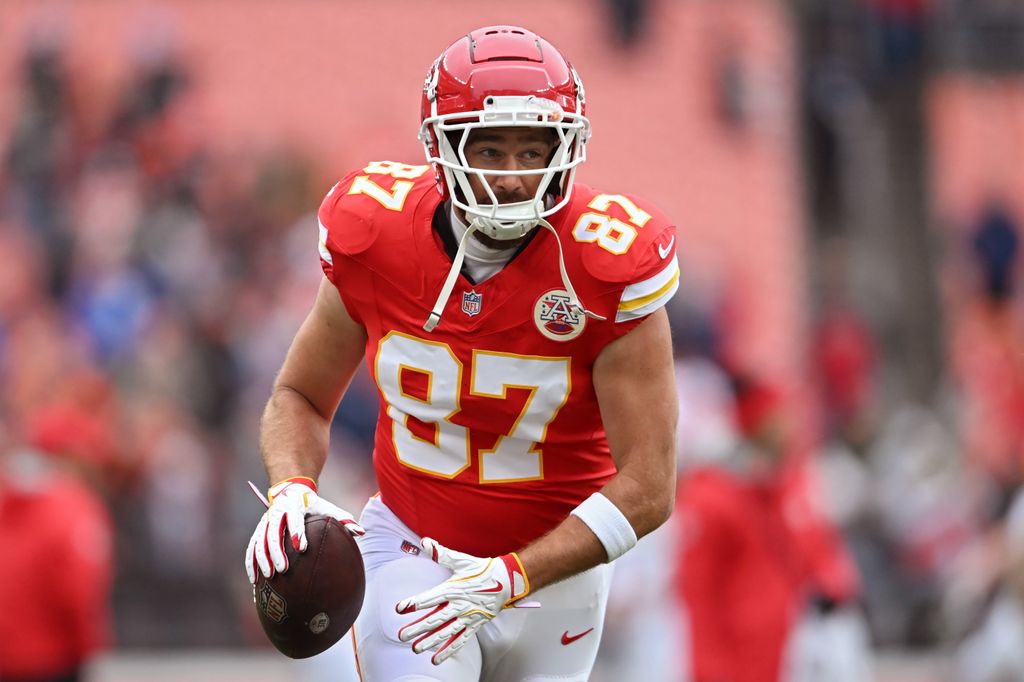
[{"xmin": 253, "ymin": 514, "xmax": 365, "ymax": 658}]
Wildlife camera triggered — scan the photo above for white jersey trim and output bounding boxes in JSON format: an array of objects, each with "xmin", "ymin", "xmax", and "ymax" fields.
[
  {"xmin": 318, "ymin": 218, "xmax": 334, "ymax": 266},
  {"xmin": 616, "ymin": 258, "xmax": 679, "ymax": 323}
]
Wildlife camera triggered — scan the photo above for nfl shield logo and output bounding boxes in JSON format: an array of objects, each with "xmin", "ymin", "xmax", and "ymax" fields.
[{"xmin": 462, "ymin": 290, "xmax": 482, "ymax": 317}]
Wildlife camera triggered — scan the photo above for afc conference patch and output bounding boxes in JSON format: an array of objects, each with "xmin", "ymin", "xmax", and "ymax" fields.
[
  {"xmin": 462, "ymin": 290, "xmax": 483, "ymax": 317},
  {"xmin": 534, "ymin": 289, "xmax": 586, "ymax": 341}
]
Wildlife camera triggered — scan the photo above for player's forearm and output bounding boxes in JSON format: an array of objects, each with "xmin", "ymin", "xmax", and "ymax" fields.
[
  {"xmin": 260, "ymin": 384, "xmax": 332, "ymax": 484},
  {"xmin": 515, "ymin": 515, "xmax": 607, "ymax": 592},
  {"xmin": 601, "ymin": 459, "xmax": 676, "ymax": 537},
  {"xmin": 517, "ymin": 452, "xmax": 675, "ymax": 591}
]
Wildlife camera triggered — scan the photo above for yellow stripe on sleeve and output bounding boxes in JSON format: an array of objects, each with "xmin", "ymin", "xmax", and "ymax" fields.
[{"xmin": 618, "ymin": 269, "xmax": 680, "ymax": 312}]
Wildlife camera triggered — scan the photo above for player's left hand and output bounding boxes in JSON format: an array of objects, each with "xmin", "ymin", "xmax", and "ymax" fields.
[{"xmin": 395, "ymin": 538, "xmax": 530, "ymax": 665}]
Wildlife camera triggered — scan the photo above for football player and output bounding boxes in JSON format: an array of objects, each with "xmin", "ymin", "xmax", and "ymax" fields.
[{"xmin": 245, "ymin": 25, "xmax": 679, "ymax": 681}]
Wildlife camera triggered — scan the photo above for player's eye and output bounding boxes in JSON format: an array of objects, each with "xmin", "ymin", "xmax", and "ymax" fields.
[{"xmin": 519, "ymin": 148, "xmax": 550, "ymax": 166}]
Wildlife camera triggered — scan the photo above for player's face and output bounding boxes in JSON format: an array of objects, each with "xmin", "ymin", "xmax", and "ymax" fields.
[{"xmin": 462, "ymin": 127, "xmax": 558, "ymax": 205}]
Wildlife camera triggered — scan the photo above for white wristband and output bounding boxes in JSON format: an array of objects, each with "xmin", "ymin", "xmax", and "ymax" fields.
[{"xmin": 569, "ymin": 492, "xmax": 638, "ymax": 562}]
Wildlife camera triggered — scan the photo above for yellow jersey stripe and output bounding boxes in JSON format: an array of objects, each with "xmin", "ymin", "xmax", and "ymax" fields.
[{"xmin": 618, "ymin": 269, "xmax": 680, "ymax": 312}]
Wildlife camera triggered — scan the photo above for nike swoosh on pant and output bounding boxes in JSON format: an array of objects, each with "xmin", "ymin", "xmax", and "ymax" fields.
[{"xmin": 561, "ymin": 628, "xmax": 594, "ymax": 645}]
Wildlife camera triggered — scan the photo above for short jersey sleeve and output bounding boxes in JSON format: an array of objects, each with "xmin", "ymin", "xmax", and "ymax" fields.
[
  {"xmin": 317, "ymin": 160, "xmax": 433, "ymax": 285},
  {"xmin": 315, "ymin": 170, "xmax": 383, "ymax": 325},
  {"xmin": 317, "ymin": 170, "xmax": 381, "ymax": 282},
  {"xmin": 615, "ymin": 222, "xmax": 678, "ymax": 323},
  {"xmin": 575, "ymin": 191, "xmax": 679, "ymax": 326}
]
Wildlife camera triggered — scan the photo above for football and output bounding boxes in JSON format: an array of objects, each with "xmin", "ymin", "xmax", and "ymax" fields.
[{"xmin": 253, "ymin": 514, "xmax": 365, "ymax": 658}]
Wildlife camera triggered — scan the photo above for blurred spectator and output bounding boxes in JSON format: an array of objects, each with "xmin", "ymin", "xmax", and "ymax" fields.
[
  {"xmin": 675, "ymin": 379, "xmax": 806, "ymax": 682},
  {"xmin": 0, "ymin": 408, "xmax": 115, "ymax": 682},
  {"xmin": 782, "ymin": 461, "xmax": 871, "ymax": 682},
  {"xmin": 714, "ymin": 42, "xmax": 750, "ymax": 133},
  {"xmin": 865, "ymin": 404, "xmax": 978, "ymax": 644},
  {"xmin": 814, "ymin": 297, "xmax": 878, "ymax": 444},
  {"xmin": 867, "ymin": 0, "xmax": 933, "ymax": 74},
  {"xmin": 950, "ymin": 200, "xmax": 1024, "ymax": 486},
  {"xmin": 954, "ymin": 486, "xmax": 1024, "ymax": 681},
  {"xmin": 602, "ymin": 0, "xmax": 650, "ymax": 49},
  {"xmin": 970, "ymin": 200, "xmax": 1020, "ymax": 305},
  {"xmin": 134, "ymin": 399, "xmax": 216, "ymax": 579},
  {"xmin": 786, "ymin": 604, "xmax": 873, "ymax": 682},
  {"xmin": 675, "ymin": 353, "xmax": 740, "ymax": 468},
  {"xmin": 950, "ymin": 283, "xmax": 1024, "ymax": 485},
  {"xmin": 4, "ymin": 41, "xmax": 80, "ymax": 217},
  {"xmin": 676, "ymin": 372, "xmax": 868, "ymax": 682}
]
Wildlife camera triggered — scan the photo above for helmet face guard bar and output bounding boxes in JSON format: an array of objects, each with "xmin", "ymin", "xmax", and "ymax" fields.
[{"xmin": 420, "ymin": 96, "xmax": 591, "ymax": 239}]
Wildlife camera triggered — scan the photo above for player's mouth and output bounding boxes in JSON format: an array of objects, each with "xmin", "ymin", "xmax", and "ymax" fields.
[{"xmin": 491, "ymin": 190, "xmax": 531, "ymax": 205}]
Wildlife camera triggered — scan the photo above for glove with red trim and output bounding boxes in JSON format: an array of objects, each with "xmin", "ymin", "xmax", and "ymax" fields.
[
  {"xmin": 396, "ymin": 537, "xmax": 530, "ymax": 665},
  {"xmin": 244, "ymin": 476, "xmax": 365, "ymax": 585}
]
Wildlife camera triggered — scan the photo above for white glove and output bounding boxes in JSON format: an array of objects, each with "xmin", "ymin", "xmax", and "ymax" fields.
[
  {"xmin": 244, "ymin": 476, "xmax": 365, "ymax": 585},
  {"xmin": 395, "ymin": 538, "xmax": 530, "ymax": 665}
]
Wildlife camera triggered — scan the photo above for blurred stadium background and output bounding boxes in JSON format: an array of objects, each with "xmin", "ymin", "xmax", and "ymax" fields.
[{"xmin": 1, "ymin": 0, "xmax": 1022, "ymax": 680}]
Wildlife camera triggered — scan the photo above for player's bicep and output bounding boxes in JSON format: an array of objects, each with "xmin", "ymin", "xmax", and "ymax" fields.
[
  {"xmin": 275, "ymin": 277, "xmax": 367, "ymax": 420},
  {"xmin": 593, "ymin": 308, "xmax": 678, "ymax": 487}
]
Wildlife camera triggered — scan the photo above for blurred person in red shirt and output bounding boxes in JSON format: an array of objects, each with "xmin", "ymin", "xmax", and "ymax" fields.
[
  {"xmin": 0, "ymin": 404, "xmax": 115, "ymax": 682},
  {"xmin": 675, "ymin": 378, "xmax": 808, "ymax": 682},
  {"xmin": 814, "ymin": 301, "xmax": 877, "ymax": 445}
]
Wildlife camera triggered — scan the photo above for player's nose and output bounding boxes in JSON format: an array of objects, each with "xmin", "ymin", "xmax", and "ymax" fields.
[{"xmin": 491, "ymin": 158, "xmax": 528, "ymax": 197}]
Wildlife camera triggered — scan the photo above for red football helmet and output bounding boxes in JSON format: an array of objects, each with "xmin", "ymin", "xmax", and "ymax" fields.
[{"xmin": 419, "ymin": 26, "xmax": 590, "ymax": 241}]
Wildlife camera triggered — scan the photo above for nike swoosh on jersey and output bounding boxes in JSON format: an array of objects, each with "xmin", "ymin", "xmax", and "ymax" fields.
[
  {"xmin": 560, "ymin": 628, "xmax": 595, "ymax": 645},
  {"xmin": 658, "ymin": 235, "xmax": 675, "ymax": 259}
]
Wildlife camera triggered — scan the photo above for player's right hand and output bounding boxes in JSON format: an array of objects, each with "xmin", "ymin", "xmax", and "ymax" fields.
[{"xmin": 245, "ymin": 476, "xmax": 365, "ymax": 585}]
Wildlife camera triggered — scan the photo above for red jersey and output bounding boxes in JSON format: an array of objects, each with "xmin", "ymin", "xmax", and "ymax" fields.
[
  {"xmin": 318, "ymin": 161, "xmax": 678, "ymax": 557},
  {"xmin": 676, "ymin": 468, "xmax": 805, "ymax": 682},
  {"xmin": 0, "ymin": 469, "xmax": 113, "ymax": 679}
]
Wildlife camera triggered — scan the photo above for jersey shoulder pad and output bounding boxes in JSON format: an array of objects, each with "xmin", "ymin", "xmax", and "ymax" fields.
[
  {"xmin": 567, "ymin": 185, "xmax": 679, "ymax": 323},
  {"xmin": 317, "ymin": 160, "xmax": 435, "ymax": 260},
  {"xmin": 569, "ymin": 186, "xmax": 677, "ymax": 283}
]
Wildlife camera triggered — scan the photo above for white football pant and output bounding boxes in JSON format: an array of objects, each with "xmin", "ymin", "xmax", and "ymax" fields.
[{"xmin": 350, "ymin": 496, "xmax": 613, "ymax": 682}]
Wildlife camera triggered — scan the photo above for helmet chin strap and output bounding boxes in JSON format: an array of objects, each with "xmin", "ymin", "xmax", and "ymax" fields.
[
  {"xmin": 470, "ymin": 215, "xmax": 533, "ymax": 241},
  {"xmin": 423, "ymin": 218, "xmax": 606, "ymax": 332},
  {"xmin": 463, "ymin": 197, "xmax": 542, "ymax": 241},
  {"xmin": 423, "ymin": 221, "xmax": 478, "ymax": 332},
  {"xmin": 536, "ymin": 219, "xmax": 606, "ymax": 323}
]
